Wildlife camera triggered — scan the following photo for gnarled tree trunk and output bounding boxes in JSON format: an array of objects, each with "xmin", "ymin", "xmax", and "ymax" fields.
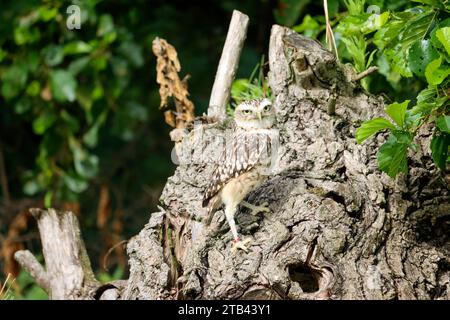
[
  {"xmin": 16, "ymin": 25, "xmax": 450, "ymax": 300},
  {"xmin": 122, "ymin": 25, "xmax": 450, "ymax": 300}
]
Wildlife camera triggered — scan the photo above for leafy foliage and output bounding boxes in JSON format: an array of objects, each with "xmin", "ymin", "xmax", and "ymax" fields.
[
  {"xmin": 294, "ymin": 0, "xmax": 449, "ymax": 177},
  {"xmin": 352, "ymin": 1, "xmax": 450, "ymax": 177},
  {"xmin": 0, "ymin": 1, "xmax": 150, "ymax": 205}
]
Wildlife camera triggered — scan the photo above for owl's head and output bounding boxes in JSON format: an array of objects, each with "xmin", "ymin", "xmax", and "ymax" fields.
[{"xmin": 234, "ymin": 98, "xmax": 276, "ymax": 130}]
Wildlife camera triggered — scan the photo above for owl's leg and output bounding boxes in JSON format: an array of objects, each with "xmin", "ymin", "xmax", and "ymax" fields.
[
  {"xmin": 241, "ymin": 201, "xmax": 270, "ymax": 216},
  {"xmin": 225, "ymin": 205, "xmax": 251, "ymax": 252}
]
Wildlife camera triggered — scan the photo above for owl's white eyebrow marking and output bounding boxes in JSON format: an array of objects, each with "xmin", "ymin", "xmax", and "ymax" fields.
[{"xmin": 259, "ymin": 99, "xmax": 272, "ymax": 109}]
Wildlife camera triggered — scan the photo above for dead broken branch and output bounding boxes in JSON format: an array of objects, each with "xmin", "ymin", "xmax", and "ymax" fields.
[{"xmin": 208, "ymin": 10, "xmax": 249, "ymax": 120}]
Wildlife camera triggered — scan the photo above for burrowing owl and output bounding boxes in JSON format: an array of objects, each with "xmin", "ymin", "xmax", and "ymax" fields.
[{"xmin": 202, "ymin": 98, "xmax": 277, "ymax": 252}]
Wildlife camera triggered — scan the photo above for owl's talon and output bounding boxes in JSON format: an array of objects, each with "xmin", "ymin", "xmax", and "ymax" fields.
[
  {"xmin": 231, "ymin": 237, "xmax": 252, "ymax": 253},
  {"xmin": 242, "ymin": 201, "xmax": 270, "ymax": 216}
]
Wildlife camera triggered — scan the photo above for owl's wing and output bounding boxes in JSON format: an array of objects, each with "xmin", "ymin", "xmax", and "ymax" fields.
[{"xmin": 202, "ymin": 132, "xmax": 271, "ymax": 207}]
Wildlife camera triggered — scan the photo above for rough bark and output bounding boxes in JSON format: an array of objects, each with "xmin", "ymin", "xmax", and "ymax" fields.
[{"xmin": 16, "ymin": 25, "xmax": 450, "ymax": 300}]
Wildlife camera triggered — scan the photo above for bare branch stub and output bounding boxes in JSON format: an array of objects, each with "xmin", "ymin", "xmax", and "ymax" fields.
[
  {"xmin": 208, "ymin": 10, "xmax": 249, "ymax": 121},
  {"xmin": 14, "ymin": 250, "xmax": 49, "ymax": 292},
  {"xmin": 353, "ymin": 66, "xmax": 378, "ymax": 81}
]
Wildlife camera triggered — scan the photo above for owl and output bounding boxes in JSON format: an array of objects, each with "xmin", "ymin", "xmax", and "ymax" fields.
[{"xmin": 202, "ymin": 98, "xmax": 277, "ymax": 252}]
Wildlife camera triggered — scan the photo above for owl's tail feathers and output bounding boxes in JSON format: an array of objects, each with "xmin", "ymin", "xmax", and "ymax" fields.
[
  {"xmin": 202, "ymin": 195, "xmax": 219, "ymax": 226},
  {"xmin": 201, "ymin": 197, "xmax": 210, "ymax": 208}
]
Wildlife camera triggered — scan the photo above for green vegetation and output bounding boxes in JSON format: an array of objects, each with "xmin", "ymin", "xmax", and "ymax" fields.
[{"xmin": 289, "ymin": 0, "xmax": 449, "ymax": 177}]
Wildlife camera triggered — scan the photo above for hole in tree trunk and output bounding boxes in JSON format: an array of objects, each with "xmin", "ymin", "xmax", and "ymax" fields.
[
  {"xmin": 288, "ymin": 263, "xmax": 319, "ymax": 293},
  {"xmin": 416, "ymin": 215, "xmax": 450, "ymax": 247}
]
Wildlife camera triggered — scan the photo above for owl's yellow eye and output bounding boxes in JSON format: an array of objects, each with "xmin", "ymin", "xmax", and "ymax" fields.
[
  {"xmin": 242, "ymin": 109, "xmax": 252, "ymax": 115},
  {"xmin": 263, "ymin": 105, "xmax": 271, "ymax": 112}
]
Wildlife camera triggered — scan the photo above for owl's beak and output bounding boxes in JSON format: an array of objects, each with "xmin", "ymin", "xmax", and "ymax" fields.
[{"xmin": 257, "ymin": 112, "xmax": 262, "ymax": 121}]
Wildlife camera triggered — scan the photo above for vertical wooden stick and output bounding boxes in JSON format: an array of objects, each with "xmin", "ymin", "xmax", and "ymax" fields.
[{"xmin": 208, "ymin": 10, "xmax": 249, "ymax": 120}]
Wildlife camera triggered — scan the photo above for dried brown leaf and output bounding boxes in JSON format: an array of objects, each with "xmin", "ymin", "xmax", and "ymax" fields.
[{"xmin": 152, "ymin": 37, "xmax": 195, "ymax": 128}]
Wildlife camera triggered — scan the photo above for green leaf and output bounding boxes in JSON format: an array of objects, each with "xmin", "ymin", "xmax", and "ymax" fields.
[
  {"xmin": 343, "ymin": 0, "xmax": 365, "ymax": 15},
  {"xmin": 63, "ymin": 41, "xmax": 92, "ymax": 55},
  {"xmin": 43, "ymin": 45, "xmax": 64, "ymax": 66},
  {"xmin": 60, "ymin": 110, "xmax": 80, "ymax": 133},
  {"xmin": 356, "ymin": 118, "xmax": 396, "ymax": 144},
  {"xmin": 341, "ymin": 35, "xmax": 366, "ymax": 72},
  {"xmin": 417, "ymin": 86, "xmax": 437, "ymax": 104},
  {"xmin": 404, "ymin": 110, "xmax": 421, "ymax": 129},
  {"xmin": 411, "ymin": 0, "xmax": 445, "ymax": 10},
  {"xmin": 374, "ymin": 15, "xmax": 409, "ymax": 49},
  {"xmin": 430, "ymin": 19, "xmax": 450, "ymax": 50},
  {"xmin": 97, "ymin": 14, "xmax": 115, "ymax": 36},
  {"xmin": 436, "ymin": 27, "xmax": 450, "ymax": 57},
  {"xmin": 0, "ymin": 49, "xmax": 6, "ymax": 63},
  {"xmin": 293, "ymin": 15, "xmax": 321, "ymax": 38},
  {"xmin": 14, "ymin": 99, "xmax": 31, "ymax": 114},
  {"xmin": 366, "ymin": 49, "xmax": 377, "ymax": 69},
  {"xmin": 50, "ymin": 70, "xmax": 77, "ymax": 102},
  {"xmin": 408, "ymin": 39, "xmax": 439, "ymax": 77},
  {"xmin": 62, "ymin": 171, "xmax": 88, "ymax": 193},
  {"xmin": 69, "ymin": 138, "xmax": 99, "ymax": 179},
  {"xmin": 14, "ymin": 26, "xmax": 40, "ymax": 45},
  {"xmin": 32, "ymin": 110, "xmax": 57, "ymax": 135},
  {"xmin": 83, "ymin": 111, "xmax": 107, "ymax": 147},
  {"xmin": 425, "ymin": 57, "xmax": 450, "ymax": 85},
  {"xmin": 385, "ymin": 100, "xmax": 409, "ymax": 127},
  {"xmin": 377, "ymin": 134, "xmax": 409, "ymax": 177},
  {"xmin": 431, "ymin": 134, "xmax": 450, "ymax": 170},
  {"xmin": 363, "ymin": 12, "xmax": 390, "ymax": 34},
  {"xmin": 26, "ymin": 81, "xmax": 41, "ymax": 96},
  {"xmin": 1, "ymin": 64, "xmax": 28, "ymax": 99},
  {"xmin": 436, "ymin": 116, "xmax": 450, "ymax": 133},
  {"xmin": 409, "ymin": 86, "xmax": 448, "ymax": 116},
  {"xmin": 44, "ymin": 191, "xmax": 53, "ymax": 208},
  {"xmin": 68, "ymin": 56, "xmax": 90, "ymax": 75},
  {"xmin": 38, "ymin": 6, "xmax": 58, "ymax": 21},
  {"xmin": 384, "ymin": 46, "xmax": 412, "ymax": 77},
  {"xmin": 118, "ymin": 41, "xmax": 144, "ymax": 67},
  {"xmin": 374, "ymin": 10, "xmax": 435, "ymax": 78},
  {"xmin": 400, "ymin": 11, "xmax": 435, "ymax": 50},
  {"xmin": 23, "ymin": 176, "xmax": 43, "ymax": 196}
]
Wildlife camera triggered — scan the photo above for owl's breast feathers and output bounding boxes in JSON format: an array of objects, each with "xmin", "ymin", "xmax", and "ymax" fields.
[{"xmin": 202, "ymin": 131, "xmax": 273, "ymax": 208}]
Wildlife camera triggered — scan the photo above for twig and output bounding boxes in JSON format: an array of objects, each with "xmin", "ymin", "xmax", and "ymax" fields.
[
  {"xmin": 102, "ymin": 240, "xmax": 128, "ymax": 271},
  {"xmin": 323, "ymin": 0, "xmax": 339, "ymax": 59},
  {"xmin": 353, "ymin": 66, "xmax": 378, "ymax": 81},
  {"xmin": 208, "ymin": 10, "xmax": 249, "ymax": 120},
  {"xmin": 14, "ymin": 250, "xmax": 50, "ymax": 293}
]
